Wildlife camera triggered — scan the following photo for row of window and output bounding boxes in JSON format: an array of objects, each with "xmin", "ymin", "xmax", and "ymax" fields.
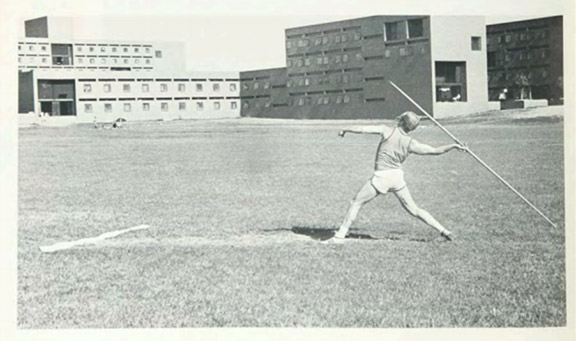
[
  {"xmin": 18, "ymin": 44, "xmax": 48, "ymax": 52},
  {"xmin": 76, "ymin": 57, "xmax": 152, "ymax": 65},
  {"xmin": 488, "ymin": 30, "xmax": 549, "ymax": 45},
  {"xmin": 287, "ymin": 73, "xmax": 357, "ymax": 87},
  {"xmin": 75, "ymin": 45, "xmax": 157, "ymax": 55},
  {"xmin": 85, "ymin": 101, "xmax": 238, "ymax": 113},
  {"xmin": 83, "ymin": 82, "xmax": 237, "ymax": 94},
  {"xmin": 488, "ymin": 48, "xmax": 549, "ymax": 67},
  {"xmin": 489, "ymin": 69, "xmax": 551, "ymax": 83},
  {"xmin": 287, "ymin": 32, "xmax": 363, "ymax": 48},
  {"xmin": 288, "ymin": 53, "xmax": 363, "ymax": 67},
  {"xmin": 242, "ymin": 94, "xmax": 357, "ymax": 109},
  {"xmin": 18, "ymin": 44, "xmax": 162, "ymax": 57}
]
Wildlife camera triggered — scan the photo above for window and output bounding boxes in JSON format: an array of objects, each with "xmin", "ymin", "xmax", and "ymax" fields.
[
  {"xmin": 471, "ymin": 36, "xmax": 482, "ymax": 51},
  {"xmin": 134, "ymin": 47, "xmax": 139, "ymax": 53},
  {"xmin": 155, "ymin": 50, "xmax": 162, "ymax": 58},
  {"xmin": 145, "ymin": 47, "xmax": 150, "ymax": 53},
  {"xmin": 89, "ymin": 58, "xmax": 95, "ymax": 64},
  {"xmin": 179, "ymin": 102, "xmax": 186, "ymax": 111},
  {"xmin": 196, "ymin": 102, "xmax": 204, "ymax": 110},
  {"xmin": 315, "ymin": 37, "xmax": 322, "ymax": 45},
  {"xmin": 335, "ymin": 35, "xmax": 341, "ymax": 43},
  {"xmin": 323, "ymin": 97, "xmax": 330, "ymax": 105},
  {"xmin": 77, "ymin": 46, "xmax": 82, "ymax": 52},
  {"xmin": 435, "ymin": 61, "xmax": 467, "ymax": 102},
  {"xmin": 354, "ymin": 33, "xmax": 361, "ymax": 41},
  {"xmin": 336, "ymin": 96, "xmax": 343, "ymax": 104},
  {"xmin": 254, "ymin": 83, "xmax": 259, "ymax": 90},
  {"xmin": 487, "ymin": 51, "xmax": 496, "ymax": 68},
  {"xmin": 407, "ymin": 19, "xmax": 424, "ymax": 38},
  {"xmin": 146, "ymin": 59, "xmax": 150, "ymax": 64},
  {"xmin": 229, "ymin": 83, "xmax": 237, "ymax": 91},
  {"xmin": 105, "ymin": 103, "xmax": 112, "ymax": 113},
  {"xmin": 100, "ymin": 47, "xmax": 106, "ymax": 52},
  {"xmin": 298, "ymin": 98, "xmax": 305, "ymax": 106},
  {"xmin": 178, "ymin": 84, "xmax": 186, "ymax": 92},
  {"xmin": 286, "ymin": 41, "xmax": 292, "ymax": 49},
  {"xmin": 143, "ymin": 103, "xmax": 150, "ymax": 111},
  {"xmin": 196, "ymin": 84, "xmax": 203, "ymax": 92},
  {"xmin": 334, "ymin": 55, "xmax": 341, "ymax": 63},
  {"xmin": 213, "ymin": 83, "xmax": 220, "ymax": 91},
  {"xmin": 316, "ymin": 57, "xmax": 323, "ymax": 65},
  {"xmin": 104, "ymin": 84, "xmax": 111, "ymax": 92},
  {"xmin": 101, "ymin": 58, "xmax": 106, "ymax": 64},
  {"xmin": 42, "ymin": 58, "xmax": 47, "ymax": 63},
  {"xmin": 505, "ymin": 34, "xmax": 512, "ymax": 43},
  {"xmin": 123, "ymin": 84, "xmax": 131, "ymax": 93},
  {"xmin": 342, "ymin": 54, "xmax": 349, "ymax": 62},
  {"xmin": 135, "ymin": 59, "xmax": 140, "ymax": 64},
  {"xmin": 161, "ymin": 84, "xmax": 168, "ymax": 92},
  {"xmin": 84, "ymin": 103, "xmax": 92, "ymax": 113},
  {"xmin": 112, "ymin": 47, "xmax": 117, "ymax": 52},
  {"xmin": 305, "ymin": 58, "xmax": 311, "ymax": 66},
  {"xmin": 342, "ymin": 74, "xmax": 349, "ymax": 83},
  {"xmin": 343, "ymin": 95, "xmax": 350, "ymax": 103},
  {"xmin": 18, "ymin": 45, "xmax": 22, "ymax": 51},
  {"xmin": 89, "ymin": 47, "xmax": 94, "ymax": 52},
  {"xmin": 28, "ymin": 45, "xmax": 34, "ymax": 51},
  {"xmin": 124, "ymin": 59, "xmax": 129, "ymax": 64},
  {"xmin": 83, "ymin": 84, "xmax": 92, "ymax": 93},
  {"xmin": 356, "ymin": 53, "xmax": 363, "ymax": 61},
  {"xmin": 384, "ymin": 49, "xmax": 391, "ymax": 58},
  {"xmin": 161, "ymin": 102, "xmax": 168, "ymax": 111},
  {"xmin": 264, "ymin": 82, "xmax": 270, "ymax": 89},
  {"xmin": 41, "ymin": 46, "xmax": 47, "ymax": 51},
  {"xmin": 123, "ymin": 47, "xmax": 128, "ymax": 53},
  {"xmin": 18, "ymin": 57, "xmax": 21, "ymax": 63},
  {"xmin": 214, "ymin": 102, "xmax": 221, "ymax": 110},
  {"xmin": 231, "ymin": 101, "xmax": 237, "ymax": 109},
  {"xmin": 113, "ymin": 59, "xmax": 118, "ymax": 64},
  {"xmin": 342, "ymin": 34, "xmax": 348, "ymax": 42},
  {"xmin": 124, "ymin": 103, "xmax": 131, "ymax": 112},
  {"xmin": 385, "ymin": 22, "xmax": 401, "ymax": 41},
  {"xmin": 142, "ymin": 84, "xmax": 149, "ymax": 92},
  {"xmin": 322, "ymin": 36, "xmax": 329, "ymax": 44}
]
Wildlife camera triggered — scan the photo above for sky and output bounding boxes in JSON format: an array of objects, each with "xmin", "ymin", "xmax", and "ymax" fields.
[{"xmin": 12, "ymin": 0, "xmax": 568, "ymax": 72}]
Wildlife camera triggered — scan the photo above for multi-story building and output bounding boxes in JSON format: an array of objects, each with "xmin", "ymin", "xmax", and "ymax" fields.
[
  {"xmin": 18, "ymin": 16, "xmax": 241, "ymax": 122},
  {"xmin": 486, "ymin": 16, "xmax": 563, "ymax": 104},
  {"xmin": 241, "ymin": 15, "xmax": 489, "ymax": 119}
]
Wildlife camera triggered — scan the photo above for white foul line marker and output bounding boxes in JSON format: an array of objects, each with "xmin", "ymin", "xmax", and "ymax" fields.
[{"xmin": 39, "ymin": 224, "xmax": 150, "ymax": 253}]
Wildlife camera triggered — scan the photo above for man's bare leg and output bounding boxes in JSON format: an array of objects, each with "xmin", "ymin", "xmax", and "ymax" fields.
[
  {"xmin": 393, "ymin": 187, "xmax": 453, "ymax": 240},
  {"xmin": 332, "ymin": 180, "xmax": 379, "ymax": 239}
]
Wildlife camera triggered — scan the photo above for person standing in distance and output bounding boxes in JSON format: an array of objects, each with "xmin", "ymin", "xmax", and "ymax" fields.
[{"xmin": 323, "ymin": 111, "xmax": 468, "ymax": 244}]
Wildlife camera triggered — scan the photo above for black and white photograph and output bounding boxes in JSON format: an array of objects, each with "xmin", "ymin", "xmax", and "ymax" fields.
[{"xmin": 0, "ymin": 0, "xmax": 574, "ymax": 340}]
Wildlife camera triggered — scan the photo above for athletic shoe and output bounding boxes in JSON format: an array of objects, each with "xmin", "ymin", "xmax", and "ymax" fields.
[
  {"xmin": 440, "ymin": 231, "xmax": 453, "ymax": 241},
  {"xmin": 320, "ymin": 237, "xmax": 346, "ymax": 245}
]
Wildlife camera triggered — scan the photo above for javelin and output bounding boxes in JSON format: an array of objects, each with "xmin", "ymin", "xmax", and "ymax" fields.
[{"xmin": 389, "ymin": 81, "xmax": 557, "ymax": 228}]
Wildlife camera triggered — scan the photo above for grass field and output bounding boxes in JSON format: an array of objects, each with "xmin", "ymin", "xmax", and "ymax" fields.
[{"xmin": 18, "ymin": 110, "xmax": 565, "ymax": 328}]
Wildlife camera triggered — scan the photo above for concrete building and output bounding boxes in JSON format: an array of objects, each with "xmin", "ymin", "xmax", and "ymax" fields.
[
  {"xmin": 241, "ymin": 15, "xmax": 489, "ymax": 119},
  {"xmin": 18, "ymin": 16, "xmax": 241, "ymax": 122},
  {"xmin": 486, "ymin": 16, "xmax": 563, "ymax": 104}
]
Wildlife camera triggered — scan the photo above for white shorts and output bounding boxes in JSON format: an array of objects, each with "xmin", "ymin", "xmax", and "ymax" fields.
[{"xmin": 371, "ymin": 169, "xmax": 407, "ymax": 194}]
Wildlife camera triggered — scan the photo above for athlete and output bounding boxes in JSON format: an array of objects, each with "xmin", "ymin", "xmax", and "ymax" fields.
[{"xmin": 323, "ymin": 111, "xmax": 467, "ymax": 244}]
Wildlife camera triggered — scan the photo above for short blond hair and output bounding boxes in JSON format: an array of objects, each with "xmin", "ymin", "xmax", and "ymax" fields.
[{"xmin": 397, "ymin": 111, "xmax": 420, "ymax": 132}]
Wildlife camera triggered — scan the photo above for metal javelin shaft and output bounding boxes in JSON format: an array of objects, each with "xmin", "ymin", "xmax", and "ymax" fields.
[{"xmin": 389, "ymin": 81, "xmax": 557, "ymax": 228}]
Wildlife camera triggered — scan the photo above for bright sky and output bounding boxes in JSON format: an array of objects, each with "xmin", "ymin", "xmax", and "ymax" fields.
[{"xmin": 13, "ymin": 0, "xmax": 566, "ymax": 72}]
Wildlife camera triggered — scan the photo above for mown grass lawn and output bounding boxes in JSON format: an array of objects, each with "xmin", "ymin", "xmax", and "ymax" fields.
[{"xmin": 18, "ymin": 115, "xmax": 565, "ymax": 328}]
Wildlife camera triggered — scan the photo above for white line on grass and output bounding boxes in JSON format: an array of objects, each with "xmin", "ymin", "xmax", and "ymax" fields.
[{"xmin": 39, "ymin": 224, "xmax": 150, "ymax": 253}]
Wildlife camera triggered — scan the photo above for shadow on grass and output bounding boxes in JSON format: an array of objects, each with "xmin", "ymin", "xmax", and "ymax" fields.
[{"xmin": 260, "ymin": 226, "xmax": 432, "ymax": 243}]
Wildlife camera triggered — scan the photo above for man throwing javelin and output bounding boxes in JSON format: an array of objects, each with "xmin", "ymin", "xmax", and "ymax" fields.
[{"xmin": 323, "ymin": 111, "xmax": 467, "ymax": 244}]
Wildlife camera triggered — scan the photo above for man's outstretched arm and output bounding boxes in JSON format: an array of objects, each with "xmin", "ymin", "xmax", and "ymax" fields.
[
  {"xmin": 409, "ymin": 140, "xmax": 468, "ymax": 155},
  {"xmin": 339, "ymin": 125, "xmax": 391, "ymax": 137}
]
